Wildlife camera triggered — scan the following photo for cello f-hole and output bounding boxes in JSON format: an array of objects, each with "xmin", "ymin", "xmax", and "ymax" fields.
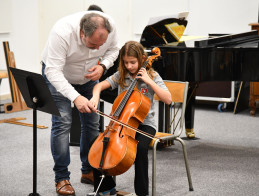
[{"xmin": 119, "ymin": 127, "xmax": 124, "ymax": 138}]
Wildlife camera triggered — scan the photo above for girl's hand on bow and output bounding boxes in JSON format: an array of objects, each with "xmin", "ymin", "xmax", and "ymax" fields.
[{"xmin": 90, "ymin": 96, "xmax": 99, "ymax": 110}]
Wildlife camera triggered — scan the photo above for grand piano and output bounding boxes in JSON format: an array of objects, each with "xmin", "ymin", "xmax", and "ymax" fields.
[{"xmin": 100, "ymin": 18, "xmax": 259, "ymax": 136}]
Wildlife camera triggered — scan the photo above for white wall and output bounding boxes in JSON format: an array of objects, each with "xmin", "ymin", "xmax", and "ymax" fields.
[
  {"xmin": 0, "ymin": 0, "xmax": 39, "ymax": 98},
  {"xmin": 0, "ymin": 1, "xmax": 11, "ymax": 33},
  {"xmin": 187, "ymin": 0, "xmax": 258, "ymax": 36},
  {"xmin": 0, "ymin": 0, "xmax": 258, "ymax": 98}
]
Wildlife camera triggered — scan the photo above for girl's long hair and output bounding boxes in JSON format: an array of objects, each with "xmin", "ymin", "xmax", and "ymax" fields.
[{"xmin": 116, "ymin": 41, "xmax": 156, "ymax": 89}]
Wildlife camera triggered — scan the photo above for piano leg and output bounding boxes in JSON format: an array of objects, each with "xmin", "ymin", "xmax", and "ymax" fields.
[{"xmin": 185, "ymin": 82, "xmax": 197, "ymax": 138}]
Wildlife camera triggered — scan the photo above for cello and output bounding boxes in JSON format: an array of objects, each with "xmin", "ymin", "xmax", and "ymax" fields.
[{"xmin": 88, "ymin": 47, "xmax": 161, "ymax": 176}]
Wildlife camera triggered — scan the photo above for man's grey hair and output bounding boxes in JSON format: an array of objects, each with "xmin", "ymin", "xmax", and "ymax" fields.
[{"xmin": 80, "ymin": 13, "xmax": 112, "ymax": 37}]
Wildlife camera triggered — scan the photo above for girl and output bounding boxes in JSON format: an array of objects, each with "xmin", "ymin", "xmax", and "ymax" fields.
[{"xmin": 88, "ymin": 41, "xmax": 172, "ymax": 196}]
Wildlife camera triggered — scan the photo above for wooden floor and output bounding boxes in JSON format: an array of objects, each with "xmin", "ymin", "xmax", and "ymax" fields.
[{"xmin": 117, "ymin": 190, "xmax": 134, "ymax": 196}]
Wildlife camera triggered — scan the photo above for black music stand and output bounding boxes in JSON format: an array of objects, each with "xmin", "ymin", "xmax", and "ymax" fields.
[{"xmin": 9, "ymin": 67, "xmax": 60, "ymax": 196}]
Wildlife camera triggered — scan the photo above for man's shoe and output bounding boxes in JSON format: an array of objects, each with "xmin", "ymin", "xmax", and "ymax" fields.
[
  {"xmin": 87, "ymin": 187, "xmax": 116, "ymax": 196},
  {"xmin": 56, "ymin": 180, "xmax": 75, "ymax": 196},
  {"xmin": 185, "ymin": 128, "xmax": 195, "ymax": 138},
  {"xmin": 81, "ymin": 171, "xmax": 94, "ymax": 185}
]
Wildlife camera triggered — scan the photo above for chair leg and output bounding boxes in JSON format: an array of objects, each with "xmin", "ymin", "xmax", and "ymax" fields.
[
  {"xmin": 152, "ymin": 139, "xmax": 159, "ymax": 196},
  {"xmin": 175, "ymin": 137, "xmax": 194, "ymax": 191}
]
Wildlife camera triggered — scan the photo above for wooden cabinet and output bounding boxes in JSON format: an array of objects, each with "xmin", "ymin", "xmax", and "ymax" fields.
[
  {"xmin": 249, "ymin": 82, "xmax": 259, "ymax": 115},
  {"xmin": 249, "ymin": 23, "xmax": 259, "ymax": 116}
]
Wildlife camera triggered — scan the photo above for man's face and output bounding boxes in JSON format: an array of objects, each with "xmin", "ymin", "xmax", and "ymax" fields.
[{"xmin": 81, "ymin": 28, "xmax": 108, "ymax": 50}]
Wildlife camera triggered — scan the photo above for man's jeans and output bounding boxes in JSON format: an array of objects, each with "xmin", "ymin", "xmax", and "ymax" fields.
[{"xmin": 42, "ymin": 63, "xmax": 100, "ymax": 183}]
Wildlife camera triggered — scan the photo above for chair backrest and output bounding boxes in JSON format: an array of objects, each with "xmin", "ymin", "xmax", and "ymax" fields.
[{"xmin": 154, "ymin": 80, "xmax": 189, "ymax": 136}]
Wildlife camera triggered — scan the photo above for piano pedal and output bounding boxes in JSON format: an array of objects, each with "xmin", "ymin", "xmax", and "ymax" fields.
[{"xmin": 185, "ymin": 128, "xmax": 195, "ymax": 138}]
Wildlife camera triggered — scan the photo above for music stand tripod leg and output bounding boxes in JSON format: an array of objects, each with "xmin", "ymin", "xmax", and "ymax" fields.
[{"xmin": 28, "ymin": 102, "xmax": 40, "ymax": 196}]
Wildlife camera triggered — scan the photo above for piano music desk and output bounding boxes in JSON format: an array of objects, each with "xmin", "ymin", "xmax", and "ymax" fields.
[{"xmin": 249, "ymin": 23, "xmax": 259, "ymax": 116}]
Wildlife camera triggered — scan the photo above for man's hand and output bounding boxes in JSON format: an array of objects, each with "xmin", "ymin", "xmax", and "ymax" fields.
[
  {"xmin": 85, "ymin": 65, "xmax": 104, "ymax": 81},
  {"xmin": 74, "ymin": 95, "xmax": 96, "ymax": 113}
]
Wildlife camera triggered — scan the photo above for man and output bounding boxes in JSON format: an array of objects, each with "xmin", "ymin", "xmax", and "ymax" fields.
[{"xmin": 42, "ymin": 11, "xmax": 119, "ymax": 195}]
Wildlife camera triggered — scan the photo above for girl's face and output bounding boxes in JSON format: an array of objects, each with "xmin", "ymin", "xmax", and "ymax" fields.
[{"xmin": 123, "ymin": 55, "xmax": 139, "ymax": 76}]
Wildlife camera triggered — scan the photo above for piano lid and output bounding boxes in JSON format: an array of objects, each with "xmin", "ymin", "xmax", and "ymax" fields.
[
  {"xmin": 140, "ymin": 17, "xmax": 188, "ymax": 48},
  {"xmin": 194, "ymin": 30, "xmax": 259, "ymax": 48}
]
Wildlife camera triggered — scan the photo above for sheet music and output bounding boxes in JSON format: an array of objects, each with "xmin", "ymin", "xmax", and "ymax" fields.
[{"xmin": 148, "ymin": 11, "xmax": 189, "ymax": 25}]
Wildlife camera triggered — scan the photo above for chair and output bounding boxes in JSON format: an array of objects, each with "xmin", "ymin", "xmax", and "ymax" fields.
[{"xmin": 151, "ymin": 80, "xmax": 193, "ymax": 196}]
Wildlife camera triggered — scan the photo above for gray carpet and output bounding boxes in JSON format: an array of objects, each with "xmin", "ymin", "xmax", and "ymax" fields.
[{"xmin": 0, "ymin": 101, "xmax": 259, "ymax": 196}]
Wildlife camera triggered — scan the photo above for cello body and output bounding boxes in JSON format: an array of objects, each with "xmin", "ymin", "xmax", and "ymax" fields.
[{"xmin": 89, "ymin": 89, "xmax": 150, "ymax": 176}]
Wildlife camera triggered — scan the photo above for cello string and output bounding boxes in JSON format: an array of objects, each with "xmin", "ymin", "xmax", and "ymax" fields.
[{"xmin": 96, "ymin": 110, "xmax": 163, "ymax": 142}]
